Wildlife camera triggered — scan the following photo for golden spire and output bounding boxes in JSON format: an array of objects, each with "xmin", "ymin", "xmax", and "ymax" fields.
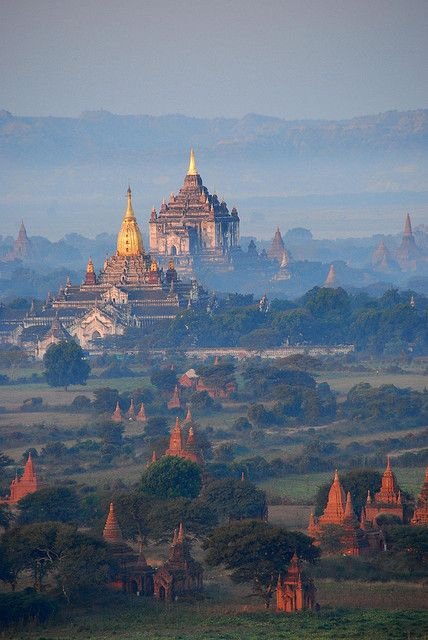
[
  {"xmin": 125, "ymin": 186, "xmax": 135, "ymax": 219},
  {"xmin": 116, "ymin": 186, "xmax": 144, "ymax": 256},
  {"xmin": 187, "ymin": 148, "xmax": 198, "ymax": 176}
]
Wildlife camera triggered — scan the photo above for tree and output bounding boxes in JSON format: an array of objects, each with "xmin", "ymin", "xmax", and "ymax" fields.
[
  {"xmin": 17, "ymin": 487, "xmax": 81, "ymax": 525},
  {"xmin": 144, "ymin": 416, "xmax": 169, "ymax": 438},
  {"xmin": 232, "ymin": 417, "xmax": 252, "ymax": 432},
  {"xmin": 115, "ymin": 490, "xmax": 218, "ymax": 543},
  {"xmin": 199, "ymin": 478, "xmax": 267, "ymax": 523},
  {"xmin": 203, "ymin": 520, "xmax": 319, "ymax": 607},
  {"xmin": 92, "ymin": 387, "xmax": 119, "ymax": 413},
  {"xmin": 44, "ymin": 341, "xmax": 90, "ymax": 390},
  {"xmin": 150, "ymin": 368, "xmax": 177, "ymax": 392},
  {"xmin": 0, "ymin": 522, "xmax": 115, "ymax": 599},
  {"xmin": 141, "ymin": 456, "xmax": 202, "ymax": 500},
  {"xmin": 0, "ymin": 451, "xmax": 13, "ymax": 479}
]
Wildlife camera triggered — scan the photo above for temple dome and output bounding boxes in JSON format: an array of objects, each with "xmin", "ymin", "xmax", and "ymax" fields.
[{"xmin": 117, "ymin": 187, "xmax": 144, "ymax": 256}]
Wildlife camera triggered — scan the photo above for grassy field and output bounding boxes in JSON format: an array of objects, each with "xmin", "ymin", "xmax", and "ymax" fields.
[
  {"xmin": 12, "ymin": 590, "xmax": 428, "ymax": 640},
  {"xmin": 318, "ymin": 371, "xmax": 428, "ymax": 395}
]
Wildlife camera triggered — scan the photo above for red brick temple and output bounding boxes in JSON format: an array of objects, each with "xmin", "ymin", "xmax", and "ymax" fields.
[
  {"xmin": 365, "ymin": 457, "xmax": 404, "ymax": 524},
  {"xmin": 276, "ymin": 553, "xmax": 316, "ymax": 613},
  {"xmin": 308, "ymin": 470, "xmax": 371, "ymax": 555},
  {"xmin": 153, "ymin": 523, "xmax": 203, "ymax": 601},
  {"xmin": 411, "ymin": 467, "xmax": 428, "ymax": 526},
  {"xmin": 165, "ymin": 418, "xmax": 204, "ymax": 465},
  {"xmin": 102, "ymin": 502, "xmax": 154, "ymax": 595},
  {"xmin": 1, "ymin": 452, "xmax": 47, "ymax": 504}
]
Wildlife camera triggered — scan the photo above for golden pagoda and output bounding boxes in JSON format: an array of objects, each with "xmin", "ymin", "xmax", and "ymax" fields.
[{"xmin": 117, "ymin": 187, "xmax": 144, "ymax": 257}]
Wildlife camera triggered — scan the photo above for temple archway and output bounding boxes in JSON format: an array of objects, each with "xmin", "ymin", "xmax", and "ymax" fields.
[{"xmin": 91, "ymin": 330, "xmax": 101, "ymax": 341}]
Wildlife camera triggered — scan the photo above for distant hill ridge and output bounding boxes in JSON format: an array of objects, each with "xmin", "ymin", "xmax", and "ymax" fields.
[{"xmin": 1, "ymin": 108, "xmax": 427, "ymax": 165}]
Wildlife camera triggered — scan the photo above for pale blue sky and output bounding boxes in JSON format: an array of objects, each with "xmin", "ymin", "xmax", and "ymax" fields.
[{"xmin": 1, "ymin": 0, "xmax": 427, "ymax": 120}]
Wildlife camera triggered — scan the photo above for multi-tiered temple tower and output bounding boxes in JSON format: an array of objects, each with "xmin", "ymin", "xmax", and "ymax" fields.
[{"xmin": 149, "ymin": 150, "xmax": 239, "ymax": 273}]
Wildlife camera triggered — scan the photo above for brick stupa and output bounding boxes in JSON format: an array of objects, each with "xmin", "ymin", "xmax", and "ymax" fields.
[
  {"xmin": 1, "ymin": 452, "xmax": 48, "ymax": 504},
  {"xmin": 136, "ymin": 402, "xmax": 147, "ymax": 422},
  {"xmin": 103, "ymin": 502, "xmax": 123, "ymax": 543},
  {"xmin": 365, "ymin": 457, "xmax": 404, "ymax": 524},
  {"xmin": 112, "ymin": 401, "xmax": 123, "ymax": 423},
  {"xmin": 165, "ymin": 418, "xmax": 204, "ymax": 465},
  {"xmin": 167, "ymin": 385, "xmax": 182, "ymax": 410}
]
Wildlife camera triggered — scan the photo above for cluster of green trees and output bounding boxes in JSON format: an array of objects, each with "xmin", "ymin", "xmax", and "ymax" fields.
[
  {"xmin": 0, "ymin": 522, "xmax": 115, "ymax": 600},
  {"xmin": 131, "ymin": 287, "xmax": 428, "ymax": 355},
  {"xmin": 344, "ymin": 383, "xmax": 428, "ymax": 428},
  {"xmin": 115, "ymin": 456, "xmax": 267, "ymax": 542}
]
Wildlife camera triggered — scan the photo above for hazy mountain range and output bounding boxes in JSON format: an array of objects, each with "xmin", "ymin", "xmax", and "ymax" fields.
[{"xmin": 0, "ymin": 108, "xmax": 427, "ymax": 239}]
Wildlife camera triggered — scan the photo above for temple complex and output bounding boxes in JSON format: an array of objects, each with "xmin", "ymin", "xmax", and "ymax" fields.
[
  {"xmin": 153, "ymin": 523, "xmax": 203, "ymax": 601},
  {"xmin": 149, "ymin": 150, "xmax": 239, "ymax": 276},
  {"xmin": 102, "ymin": 503, "xmax": 154, "ymax": 595},
  {"xmin": 276, "ymin": 553, "xmax": 316, "ymax": 613},
  {"xmin": 364, "ymin": 457, "xmax": 404, "ymax": 525},
  {"xmin": 1, "ymin": 221, "xmax": 32, "ymax": 262},
  {"xmin": 396, "ymin": 213, "xmax": 420, "ymax": 271},
  {"xmin": 308, "ymin": 471, "xmax": 371, "ymax": 555},
  {"xmin": 178, "ymin": 367, "xmax": 237, "ymax": 399},
  {"xmin": 6, "ymin": 187, "xmax": 207, "ymax": 354},
  {"xmin": 34, "ymin": 315, "xmax": 72, "ymax": 360},
  {"xmin": 1, "ymin": 452, "xmax": 47, "ymax": 504},
  {"xmin": 411, "ymin": 467, "xmax": 428, "ymax": 526},
  {"xmin": 371, "ymin": 239, "xmax": 397, "ymax": 272},
  {"xmin": 165, "ymin": 417, "xmax": 204, "ymax": 465},
  {"xmin": 269, "ymin": 228, "xmax": 286, "ymax": 263}
]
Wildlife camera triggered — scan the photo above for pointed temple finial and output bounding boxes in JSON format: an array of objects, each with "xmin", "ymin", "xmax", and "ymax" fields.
[
  {"xmin": 187, "ymin": 148, "xmax": 198, "ymax": 176},
  {"xmin": 323, "ymin": 263, "xmax": 337, "ymax": 287},
  {"xmin": 404, "ymin": 213, "xmax": 412, "ymax": 236},
  {"xmin": 112, "ymin": 401, "xmax": 123, "ymax": 423},
  {"xmin": 125, "ymin": 185, "xmax": 135, "ymax": 219},
  {"xmin": 127, "ymin": 398, "xmax": 136, "ymax": 419},
  {"xmin": 103, "ymin": 502, "xmax": 123, "ymax": 543},
  {"xmin": 177, "ymin": 522, "xmax": 185, "ymax": 544},
  {"xmin": 241, "ymin": 471, "xmax": 245, "ymax": 482},
  {"xmin": 344, "ymin": 491, "xmax": 354, "ymax": 519},
  {"xmin": 137, "ymin": 402, "xmax": 147, "ymax": 422},
  {"xmin": 22, "ymin": 451, "xmax": 35, "ymax": 481}
]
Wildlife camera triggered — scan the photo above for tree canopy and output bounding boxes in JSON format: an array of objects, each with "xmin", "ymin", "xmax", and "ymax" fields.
[
  {"xmin": 0, "ymin": 522, "xmax": 115, "ymax": 599},
  {"xmin": 141, "ymin": 456, "xmax": 202, "ymax": 500},
  {"xmin": 44, "ymin": 341, "xmax": 90, "ymax": 390},
  {"xmin": 203, "ymin": 520, "xmax": 319, "ymax": 607}
]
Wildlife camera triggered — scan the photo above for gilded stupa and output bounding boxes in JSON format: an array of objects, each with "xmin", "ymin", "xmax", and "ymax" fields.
[
  {"xmin": 117, "ymin": 187, "xmax": 144, "ymax": 256},
  {"xmin": 98, "ymin": 187, "xmax": 155, "ymax": 287},
  {"xmin": 10, "ymin": 185, "xmax": 207, "ymax": 353}
]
